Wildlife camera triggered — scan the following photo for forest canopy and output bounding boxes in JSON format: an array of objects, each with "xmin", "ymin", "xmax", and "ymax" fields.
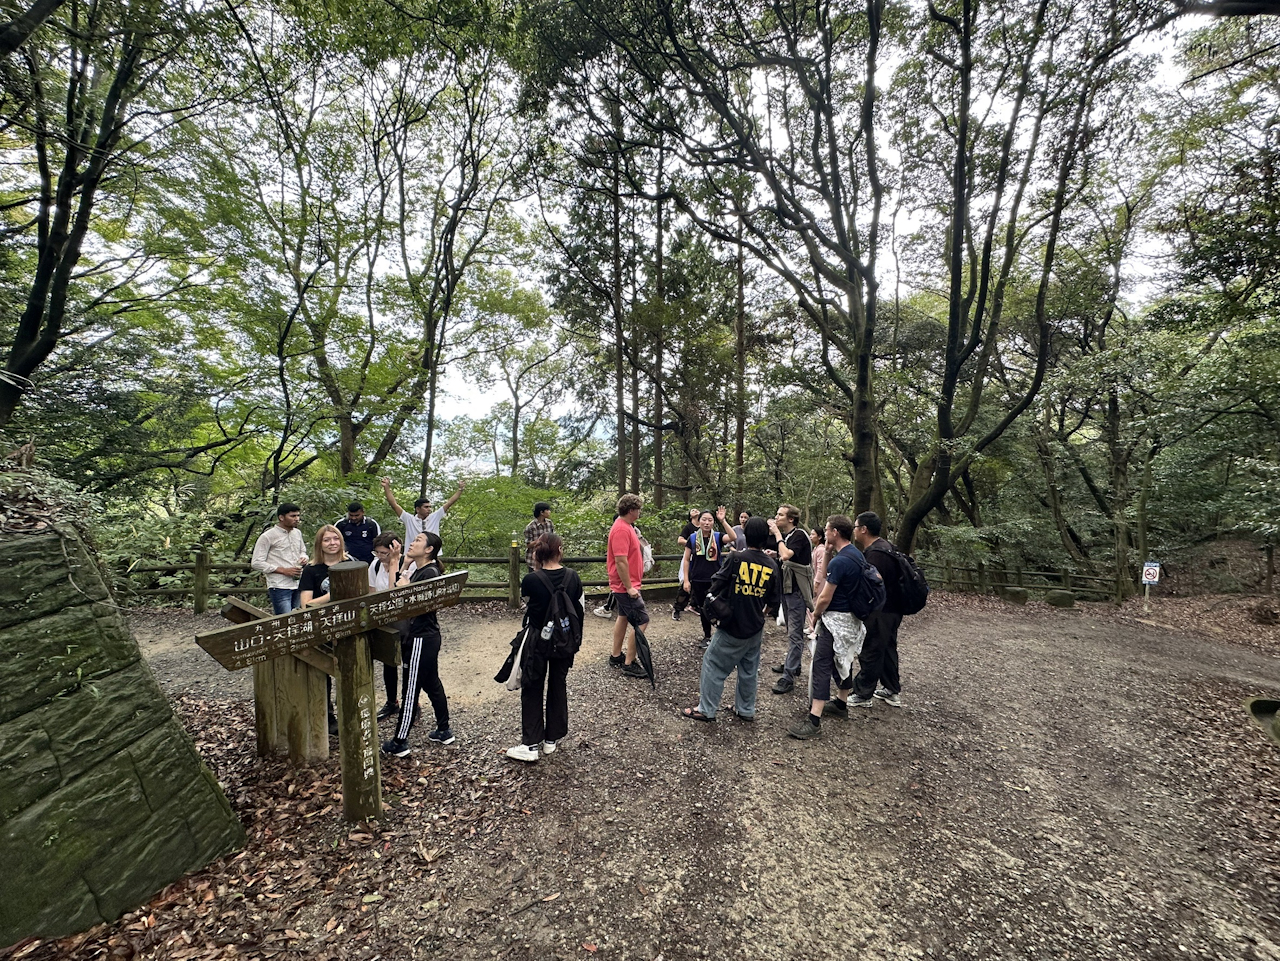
[{"xmin": 1, "ymin": 0, "xmax": 1277, "ymax": 589}]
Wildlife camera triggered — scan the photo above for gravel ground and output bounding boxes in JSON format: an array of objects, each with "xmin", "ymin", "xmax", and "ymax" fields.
[{"xmin": 10, "ymin": 593, "xmax": 1280, "ymax": 961}]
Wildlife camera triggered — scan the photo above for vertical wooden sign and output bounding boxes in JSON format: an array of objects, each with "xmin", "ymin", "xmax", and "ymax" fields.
[{"xmin": 327, "ymin": 561, "xmax": 382, "ymax": 821}]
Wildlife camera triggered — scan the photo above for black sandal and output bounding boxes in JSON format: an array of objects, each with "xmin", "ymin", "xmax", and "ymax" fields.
[{"xmin": 680, "ymin": 707, "xmax": 715, "ymax": 723}]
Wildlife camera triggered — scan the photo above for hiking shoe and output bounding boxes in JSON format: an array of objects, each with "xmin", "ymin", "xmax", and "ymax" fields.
[
  {"xmin": 788, "ymin": 717, "xmax": 822, "ymax": 740},
  {"xmin": 700, "ymin": 636, "xmax": 712, "ymax": 649},
  {"xmin": 772, "ymin": 675, "xmax": 795, "ymax": 694},
  {"xmin": 505, "ymin": 744, "xmax": 539, "ymax": 762},
  {"xmin": 427, "ymin": 727, "xmax": 456, "ymax": 745},
  {"xmin": 541, "ymin": 740, "xmax": 557, "ymax": 755},
  {"xmin": 874, "ymin": 687, "xmax": 902, "ymax": 707},
  {"xmin": 376, "ymin": 701, "xmax": 399, "ymax": 722},
  {"xmin": 771, "ymin": 663, "xmax": 786, "ymax": 674},
  {"xmin": 671, "ymin": 608, "xmax": 682, "ymax": 621},
  {"xmin": 593, "ymin": 605, "xmax": 613, "ymax": 619},
  {"xmin": 380, "ymin": 737, "xmax": 410, "ymax": 757},
  {"xmin": 622, "ymin": 660, "xmax": 648, "ymax": 678},
  {"xmin": 849, "ymin": 695, "xmax": 875, "ymax": 709},
  {"xmin": 608, "ymin": 653, "xmax": 625, "ymax": 668},
  {"xmin": 822, "ymin": 699, "xmax": 849, "ymax": 719},
  {"xmin": 327, "ymin": 714, "xmax": 339, "ymax": 737}
]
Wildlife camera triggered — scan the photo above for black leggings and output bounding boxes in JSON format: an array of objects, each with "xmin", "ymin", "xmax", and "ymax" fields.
[
  {"xmin": 396, "ymin": 632, "xmax": 448, "ymax": 740},
  {"xmin": 691, "ymin": 580, "xmax": 714, "ymax": 638}
]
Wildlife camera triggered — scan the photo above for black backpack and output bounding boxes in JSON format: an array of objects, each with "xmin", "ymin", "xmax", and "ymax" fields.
[
  {"xmin": 532, "ymin": 570, "xmax": 583, "ymax": 658},
  {"xmin": 868, "ymin": 542, "xmax": 930, "ymax": 615},
  {"xmin": 841, "ymin": 547, "xmax": 887, "ymax": 620}
]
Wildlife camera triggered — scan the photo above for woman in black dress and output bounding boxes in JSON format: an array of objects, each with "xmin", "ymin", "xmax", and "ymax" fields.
[{"xmin": 506, "ymin": 533, "xmax": 584, "ymax": 763}]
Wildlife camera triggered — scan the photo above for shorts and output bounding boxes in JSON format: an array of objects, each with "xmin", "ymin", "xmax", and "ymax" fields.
[{"xmin": 613, "ymin": 591, "xmax": 649, "ymax": 626}]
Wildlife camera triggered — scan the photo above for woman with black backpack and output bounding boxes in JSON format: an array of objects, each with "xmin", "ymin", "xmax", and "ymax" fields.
[{"xmin": 507, "ymin": 533, "xmax": 584, "ymax": 763}]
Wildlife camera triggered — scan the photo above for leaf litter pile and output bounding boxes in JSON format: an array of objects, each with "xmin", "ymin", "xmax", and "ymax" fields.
[
  {"xmin": 6, "ymin": 592, "xmax": 1280, "ymax": 961},
  {"xmin": 6, "ymin": 694, "xmax": 539, "ymax": 961}
]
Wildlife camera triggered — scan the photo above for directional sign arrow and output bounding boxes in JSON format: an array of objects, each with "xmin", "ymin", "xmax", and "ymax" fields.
[{"xmin": 196, "ymin": 570, "xmax": 469, "ymax": 671}]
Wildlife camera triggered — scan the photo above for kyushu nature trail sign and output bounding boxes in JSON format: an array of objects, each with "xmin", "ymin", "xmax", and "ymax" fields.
[
  {"xmin": 195, "ymin": 563, "xmax": 468, "ymax": 821},
  {"xmin": 196, "ymin": 570, "xmax": 468, "ymax": 670}
]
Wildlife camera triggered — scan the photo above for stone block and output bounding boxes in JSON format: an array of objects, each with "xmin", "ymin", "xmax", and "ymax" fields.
[
  {"xmin": 48, "ymin": 660, "xmax": 173, "ymax": 785},
  {"xmin": 0, "ymin": 523, "xmax": 243, "ymax": 946},
  {"xmin": 1045, "ymin": 589, "xmax": 1077, "ymax": 608},
  {"xmin": 1001, "ymin": 586, "xmax": 1029, "ymax": 605},
  {"xmin": 0, "ymin": 605, "xmax": 140, "ymax": 724},
  {"xmin": 0, "ymin": 532, "xmax": 109, "ymax": 632},
  {"xmin": 0, "ymin": 713, "xmax": 59, "ymax": 819},
  {"xmin": 1, "ymin": 751, "xmax": 153, "ymax": 942}
]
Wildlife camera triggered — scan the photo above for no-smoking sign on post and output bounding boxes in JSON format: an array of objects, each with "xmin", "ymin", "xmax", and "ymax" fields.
[{"xmin": 1141, "ymin": 561, "xmax": 1160, "ymax": 611}]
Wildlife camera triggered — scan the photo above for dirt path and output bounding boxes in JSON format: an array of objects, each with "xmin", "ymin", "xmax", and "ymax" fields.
[{"xmin": 19, "ymin": 595, "xmax": 1280, "ymax": 961}]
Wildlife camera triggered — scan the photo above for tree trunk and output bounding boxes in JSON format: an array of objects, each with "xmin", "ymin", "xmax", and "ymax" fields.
[
  {"xmin": 653, "ymin": 159, "xmax": 666, "ymax": 508},
  {"xmin": 611, "ymin": 98, "xmax": 627, "ymax": 498},
  {"xmin": 734, "ymin": 216, "xmax": 746, "ymax": 502}
]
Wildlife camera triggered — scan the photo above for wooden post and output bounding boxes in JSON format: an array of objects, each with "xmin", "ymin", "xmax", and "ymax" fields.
[
  {"xmin": 223, "ymin": 600, "xmax": 327, "ymax": 762},
  {"xmin": 944, "ymin": 560, "xmax": 953, "ymax": 590},
  {"xmin": 1061, "ymin": 568, "xmax": 1072, "ymax": 591},
  {"xmin": 253, "ymin": 662, "xmax": 282, "ymax": 757},
  {"xmin": 508, "ymin": 540, "xmax": 521, "ymax": 609},
  {"xmin": 977, "ymin": 560, "xmax": 988, "ymax": 594},
  {"xmin": 328, "ymin": 561, "xmax": 382, "ymax": 822},
  {"xmin": 1266, "ymin": 544, "xmax": 1275, "ymax": 595},
  {"xmin": 193, "ymin": 550, "xmax": 210, "ymax": 614}
]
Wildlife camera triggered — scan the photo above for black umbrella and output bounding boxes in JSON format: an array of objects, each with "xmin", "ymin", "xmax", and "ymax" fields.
[{"xmin": 627, "ymin": 610, "xmax": 657, "ymax": 688}]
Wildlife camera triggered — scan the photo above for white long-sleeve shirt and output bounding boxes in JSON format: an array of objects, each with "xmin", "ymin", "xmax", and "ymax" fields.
[{"xmin": 251, "ymin": 525, "xmax": 307, "ymax": 589}]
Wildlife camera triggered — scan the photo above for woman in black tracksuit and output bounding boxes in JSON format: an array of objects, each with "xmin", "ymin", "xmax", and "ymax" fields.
[{"xmin": 381, "ymin": 530, "xmax": 452, "ymax": 756}]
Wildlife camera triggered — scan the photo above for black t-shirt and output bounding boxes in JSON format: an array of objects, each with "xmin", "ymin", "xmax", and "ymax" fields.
[
  {"xmin": 709, "ymin": 548, "xmax": 782, "ymax": 639},
  {"xmin": 679, "ymin": 522, "xmax": 697, "ymax": 547},
  {"xmin": 299, "ymin": 563, "xmax": 330, "ymax": 598},
  {"xmin": 521, "ymin": 567, "xmax": 585, "ymax": 641},
  {"xmin": 687, "ymin": 530, "xmax": 726, "ymax": 582},
  {"xmin": 407, "ymin": 563, "xmax": 443, "ymax": 636},
  {"xmin": 782, "ymin": 527, "xmax": 812, "ymax": 566}
]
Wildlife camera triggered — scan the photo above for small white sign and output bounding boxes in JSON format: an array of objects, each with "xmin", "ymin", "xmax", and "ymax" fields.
[{"xmin": 1141, "ymin": 562, "xmax": 1161, "ymax": 585}]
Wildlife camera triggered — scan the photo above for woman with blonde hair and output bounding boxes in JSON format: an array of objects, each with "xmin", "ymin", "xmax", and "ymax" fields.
[
  {"xmin": 300, "ymin": 524, "xmax": 350, "ymax": 736},
  {"xmin": 300, "ymin": 524, "xmax": 349, "ymax": 606}
]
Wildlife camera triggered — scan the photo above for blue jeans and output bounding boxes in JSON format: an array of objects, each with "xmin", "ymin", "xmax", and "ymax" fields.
[
  {"xmin": 267, "ymin": 587, "xmax": 299, "ymax": 614},
  {"xmin": 698, "ymin": 627, "xmax": 763, "ymax": 719}
]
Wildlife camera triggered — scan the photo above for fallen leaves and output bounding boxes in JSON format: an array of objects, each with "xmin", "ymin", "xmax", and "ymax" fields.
[{"xmin": 11, "ymin": 693, "xmax": 525, "ymax": 961}]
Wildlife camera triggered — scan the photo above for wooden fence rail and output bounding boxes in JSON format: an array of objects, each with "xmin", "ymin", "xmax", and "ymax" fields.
[{"xmin": 120, "ymin": 547, "xmax": 689, "ymax": 613}]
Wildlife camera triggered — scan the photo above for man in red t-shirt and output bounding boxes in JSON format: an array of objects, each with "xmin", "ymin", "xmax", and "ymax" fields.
[{"xmin": 607, "ymin": 493, "xmax": 649, "ymax": 678}]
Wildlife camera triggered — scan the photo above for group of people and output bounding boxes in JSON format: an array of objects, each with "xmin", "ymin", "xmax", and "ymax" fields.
[
  {"xmin": 598, "ymin": 496, "xmax": 910, "ymax": 742},
  {"xmin": 250, "ymin": 483, "xmax": 915, "ymax": 766},
  {"xmin": 249, "ymin": 478, "xmax": 466, "ymax": 757}
]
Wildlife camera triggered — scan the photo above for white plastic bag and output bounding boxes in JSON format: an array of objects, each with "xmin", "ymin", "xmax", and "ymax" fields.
[
  {"xmin": 822, "ymin": 611, "xmax": 866, "ymax": 682},
  {"xmin": 506, "ymin": 627, "xmax": 531, "ymax": 691}
]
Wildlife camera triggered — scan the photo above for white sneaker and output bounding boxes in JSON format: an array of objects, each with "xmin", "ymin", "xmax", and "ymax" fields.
[
  {"xmin": 505, "ymin": 744, "xmax": 539, "ymax": 762},
  {"xmin": 592, "ymin": 605, "xmax": 613, "ymax": 619},
  {"xmin": 541, "ymin": 740, "xmax": 557, "ymax": 755},
  {"xmin": 873, "ymin": 687, "xmax": 902, "ymax": 707}
]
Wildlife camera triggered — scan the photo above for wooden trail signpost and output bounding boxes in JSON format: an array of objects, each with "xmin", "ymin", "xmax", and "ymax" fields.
[{"xmin": 196, "ymin": 563, "xmax": 468, "ymax": 821}]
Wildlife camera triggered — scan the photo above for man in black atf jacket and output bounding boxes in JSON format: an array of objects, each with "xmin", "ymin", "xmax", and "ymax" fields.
[{"xmin": 679, "ymin": 516, "xmax": 781, "ymax": 722}]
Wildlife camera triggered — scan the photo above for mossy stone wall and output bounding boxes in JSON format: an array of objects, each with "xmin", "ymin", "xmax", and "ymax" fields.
[{"xmin": 0, "ymin": 526, "xmax": 244, "ymax": 945}]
